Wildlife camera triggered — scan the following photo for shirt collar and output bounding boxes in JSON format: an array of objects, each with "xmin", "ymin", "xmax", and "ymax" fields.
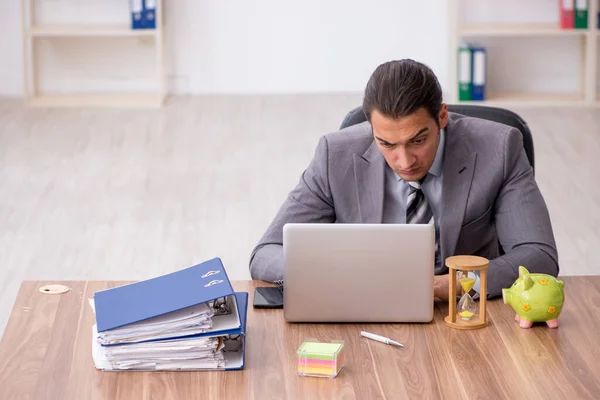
[{"xmin": 396, "ymin": 128, "xmax": 445, "ymax": 181}]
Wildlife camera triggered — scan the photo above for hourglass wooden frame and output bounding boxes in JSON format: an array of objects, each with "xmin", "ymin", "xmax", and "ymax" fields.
[{"xmin": 444, "ymin": 255, "xmax": 489, "ymax": 330}]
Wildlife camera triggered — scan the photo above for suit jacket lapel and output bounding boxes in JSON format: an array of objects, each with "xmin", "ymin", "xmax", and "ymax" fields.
[
  {"xmin": 354, "ymin": 141, "xmax": 386, "ymax": 223},
  {"xmin": 440, "ymin": 121, "xmax": 476, "ymax": 268}
]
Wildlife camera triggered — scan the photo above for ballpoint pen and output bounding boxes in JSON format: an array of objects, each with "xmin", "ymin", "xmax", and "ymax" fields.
[{"xmin": 360, "ymin": 331, "xmax": 404, "ymax": 347}]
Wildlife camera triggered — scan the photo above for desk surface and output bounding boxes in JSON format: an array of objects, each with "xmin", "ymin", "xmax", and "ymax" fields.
[{"xmin": 1, "ymin": 278, "xmax": 600, "ymax": 399}]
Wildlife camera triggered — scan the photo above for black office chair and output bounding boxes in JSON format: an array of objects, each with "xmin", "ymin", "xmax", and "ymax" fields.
[{"xmin": 339, "ymin": 104, "xmax": 535, "ymax": 172}]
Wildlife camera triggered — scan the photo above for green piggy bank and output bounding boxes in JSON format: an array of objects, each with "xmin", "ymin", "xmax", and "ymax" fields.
[{"xmin": 502, "ymin": 266, "xmax": 565, "ymax": 329}]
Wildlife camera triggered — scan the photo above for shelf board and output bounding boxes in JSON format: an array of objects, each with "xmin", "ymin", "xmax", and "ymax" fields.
[
  {"xmin": 27, "ymin": 25, "xmax": 158, "ymax": 38},
  {"xmin": 26, "ymin": 93, "xmax": 165, "ymax": 108},
  {"xmin": 458, "ymin": 23, "xmax": 589, "ymax": 37},
  {"xmin": 457, "ymin": 92, "xmax": 589, "ymax": 107}
]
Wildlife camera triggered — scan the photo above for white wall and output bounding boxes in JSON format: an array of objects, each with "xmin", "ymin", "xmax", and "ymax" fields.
[
  {"xmin": 0, "ymin": 0, "xmax": 583, "ymax": 97},
  {"xmin": 460, "ymin": 0, "xmax": 560, "ymax": 25},
  {"xmin": 165, "ymin": 0, "xmax": 449, "ymax": 94},
  {"xmin": 0, "ymin": 0, "xmax": 450, "ymax": 96}
]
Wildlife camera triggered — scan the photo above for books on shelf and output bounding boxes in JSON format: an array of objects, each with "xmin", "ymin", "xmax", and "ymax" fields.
[
  {"xmin": 561, "ymin": 0, "xmax": 575, "ymax": 29},
  {"xmin": 457, "ymin": 44, "xmax": 487, "ymax": 102},
  {"xmin": 90, "ymin": 257, "xmax": 248, "ymax": 371},
  {"xmin": 130, "ymin": 0, "xmax": 157, "ymax": 30},
  {"xmin": 561, "ymin": 0, "xmax": 589, "ymax": 29},
  {"xmin": 575, "ymin": 0, "xmax": 589, "ymax": 29},
  {"xmin": 457, "ymin": 45, "xmax": 472, "ymax": 101},
  {"xmin": 453, "ymin": 1, "xmax": 599, "ymax": 106}
]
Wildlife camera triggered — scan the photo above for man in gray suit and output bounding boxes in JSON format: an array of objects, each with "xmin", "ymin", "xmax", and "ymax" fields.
[{"xmin": 249, "ymin": 59, "xmax": 558, "ymax": 300}]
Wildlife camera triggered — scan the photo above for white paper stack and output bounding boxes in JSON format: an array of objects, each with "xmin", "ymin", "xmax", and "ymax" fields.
[
  {"xmin": 92, "ymin": 301, "xmax": 215, "ymax": 345},
  {"xmin": 92, "ymin": 329, "xmax": 227, "ymax": 370}
]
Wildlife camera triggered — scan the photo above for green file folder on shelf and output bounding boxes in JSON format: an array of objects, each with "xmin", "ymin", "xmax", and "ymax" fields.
[
  {"xmin": 458, "ymin": 46, "xmax": 472, "ymax": 101},
  {"xmin": 575, "ymin": 0, "xmax": 588, "ymax": 29}
]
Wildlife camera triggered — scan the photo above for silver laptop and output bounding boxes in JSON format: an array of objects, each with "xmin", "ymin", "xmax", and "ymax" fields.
[{"xmin": 282, "ymin": 223, "xmax": 435, "ymax": 323}]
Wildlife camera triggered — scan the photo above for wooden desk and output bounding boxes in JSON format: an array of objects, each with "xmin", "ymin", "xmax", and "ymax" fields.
[{"xmin": 1, "ymin": 278, "xmax": 600, "ymax": 399}]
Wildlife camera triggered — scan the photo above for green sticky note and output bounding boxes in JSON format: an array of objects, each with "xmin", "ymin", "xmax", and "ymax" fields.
[{"xmin": 297, "ymin": 342, "xmax": 342, "ymax": 360}]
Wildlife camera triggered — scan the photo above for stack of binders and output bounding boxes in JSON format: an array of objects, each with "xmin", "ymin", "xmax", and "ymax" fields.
[{"xmin": 90, "ymin": 257, "xmax": 247, "ymax": 371}]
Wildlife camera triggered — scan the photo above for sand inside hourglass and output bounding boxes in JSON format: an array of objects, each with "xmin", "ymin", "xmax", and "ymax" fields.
[
  {"xmin": 459, "ymin": 277, "xmax": 475, "ymax": 293},
  {"xmin": 458, "ymin": 276, "xmax": 476, "ymax": 319}
]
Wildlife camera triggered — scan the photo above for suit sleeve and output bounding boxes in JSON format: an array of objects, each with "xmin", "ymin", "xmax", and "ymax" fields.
[
  {"xmin": 487, "ymin": 128, "xmax": 559, "ymax": 297},
  {"xmin": 249, "ymin": 135, "xmax": 336, "ymax": 281}
]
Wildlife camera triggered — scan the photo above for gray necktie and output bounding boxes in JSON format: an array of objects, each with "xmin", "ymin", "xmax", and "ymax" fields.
[
  {"xmin": 406, "ymin": 180, "xmax": 432, "ymax": 224},
  {"xmin": 406, "ymin": 179, "xmax": 439, "ymax": 268}
]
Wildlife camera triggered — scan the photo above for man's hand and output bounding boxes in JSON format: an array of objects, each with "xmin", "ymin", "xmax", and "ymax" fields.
[
  {"xmin": 434, "ymin": 275, "xmax": 450, "ymax": 301},
  {"xmin": 433, "ymin": 274, "xmax": 462, "ymax": 302}
]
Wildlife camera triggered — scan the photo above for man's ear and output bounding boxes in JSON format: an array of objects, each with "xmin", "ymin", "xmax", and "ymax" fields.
[{"xmin": 438, "ymin": 104, "xmax": 449, "ymax": 129}]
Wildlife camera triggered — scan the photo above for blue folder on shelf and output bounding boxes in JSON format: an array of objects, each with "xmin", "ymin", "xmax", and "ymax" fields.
[
  {"xmin": 130, "ymin": 0, "xmax": 156, "ymax": 30},
  {"xmin": 143, "ymin": 0, "xmax": 157, "ymax": 29},
  {"xmin": 471, "ymin": 46, "xmax": 487, "ymax": 101},
  {"xmin": 130, "ymin": 0, "xmax": 144, "ymax": 29}
]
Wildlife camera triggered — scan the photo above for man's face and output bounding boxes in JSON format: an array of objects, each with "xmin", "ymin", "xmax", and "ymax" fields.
[{"xmin": 371, "ymin": 105, "xmax": 448, "ymax": 182}]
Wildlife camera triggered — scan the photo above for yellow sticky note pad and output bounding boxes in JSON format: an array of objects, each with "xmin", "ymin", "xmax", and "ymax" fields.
[{"xmin": 297, "ymin": 340, "xmax": 345, "ymax": 378}]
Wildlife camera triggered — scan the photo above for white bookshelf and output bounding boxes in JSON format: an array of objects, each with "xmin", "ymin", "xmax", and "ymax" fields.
[
  {"xmin": 458, "ymin": 92, "xmax": 587, "ymax": 107},
  {"xmin": 448, "ymin": 0, "xmax": 600, "ymax": 107},
  {"xmin": 598, "ymin": 33, "xmax": 600, "ymax": 105},
  {"xmin": 28, "ymin": 25, "xmax": 159, "ymax": 38},
  {"xmin": 21, "ymin": 0, "xmax": 166, "ymax": 108},
  {"xmin": 27, "ymin": 93, "xmax": 164, "ymax": 108},
  {"xmin": 458, "ymin": 23, "xmax": 588, "ymax": 37}
]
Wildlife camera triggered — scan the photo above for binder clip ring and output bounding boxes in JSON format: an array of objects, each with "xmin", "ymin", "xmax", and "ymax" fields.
[
  {"xmin": 211, "ymin": 297, "xmax": 232, "ymax": 315},
  {"xmin": 222, "ymin": 335, "xmax": 243, "ymax": 352}
]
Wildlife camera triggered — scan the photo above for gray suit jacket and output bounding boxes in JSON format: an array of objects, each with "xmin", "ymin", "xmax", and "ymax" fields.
[{"xmin": 249, "ymin": 112, "xmax": 559, "ymax": 298}]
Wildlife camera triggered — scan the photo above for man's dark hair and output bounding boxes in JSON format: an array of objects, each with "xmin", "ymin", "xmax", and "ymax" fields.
[{"xmin": 362, "ymin": 59, "xmax": 443, "ymax": 125}]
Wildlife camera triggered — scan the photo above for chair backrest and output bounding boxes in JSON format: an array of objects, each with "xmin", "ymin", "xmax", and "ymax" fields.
[{"xmin": 339, "ymin": 104, "xmax": 535, "ymax": 172}]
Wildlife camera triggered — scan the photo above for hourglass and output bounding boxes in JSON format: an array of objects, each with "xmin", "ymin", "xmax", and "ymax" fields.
[{"xmin": 444, "ymin": 255, "xmax": 489, "ymax": 330}]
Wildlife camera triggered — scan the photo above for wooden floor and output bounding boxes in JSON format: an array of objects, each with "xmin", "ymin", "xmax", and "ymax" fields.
[{"xmin": 0, "ymin": 96, "xmax": 598, "ymax": 338}]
